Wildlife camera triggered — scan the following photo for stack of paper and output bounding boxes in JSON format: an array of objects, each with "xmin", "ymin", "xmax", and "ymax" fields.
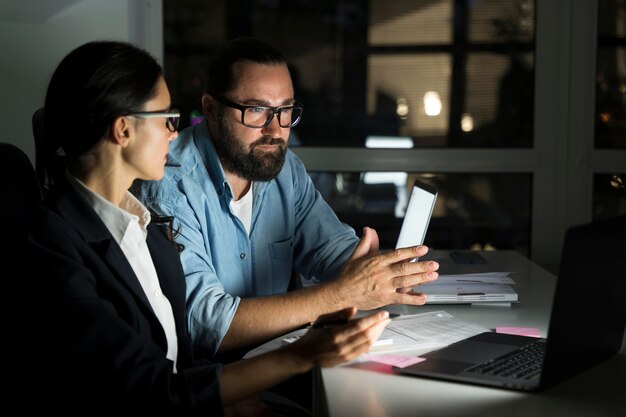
[{"xmin": 416, "ymin": 272, "xmax": 518, "ymax": 305}]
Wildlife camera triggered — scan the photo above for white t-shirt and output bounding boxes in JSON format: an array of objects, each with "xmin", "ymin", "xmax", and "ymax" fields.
[{"xmin": 230, "ymin": 183, "xmax": 253, "ymax": 236}]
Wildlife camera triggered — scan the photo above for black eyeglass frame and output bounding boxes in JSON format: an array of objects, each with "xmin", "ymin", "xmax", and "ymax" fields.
[
  {"xmin": 128, "ymin": 109, "xmax": 181, "ymax": 132},
  {"xmin": 216, "ymin": 96, "xmax": 303, "ymax": 128}
]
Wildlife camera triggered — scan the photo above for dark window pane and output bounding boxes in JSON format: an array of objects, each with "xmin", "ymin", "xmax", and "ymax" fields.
[
  {"xmin": 369, "ymin": 0, "xmax": 452, "ymax": 45},
  {"xmin": 364, "ymin": 52, "xmax": 533, "ymax": 147},
  {"xmin": 367, "ymin": 54, "xmax": 451, "ymax": 145},
  {"xmin": 593, "ymin": 173, "xmax": 626, "ymax": 219},
  {"xmin": 596, "ymin": 0, "xmax": 626, "ymax": 148},
  {"xmin": 309, "ymin": 171, "xmax": 532, "ymax": 256},
  {"xmin": 468, "ymin": 0, "xmax": 534, "ymax": 43}
]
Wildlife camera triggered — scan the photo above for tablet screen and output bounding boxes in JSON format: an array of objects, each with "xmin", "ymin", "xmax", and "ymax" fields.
[{"xmin": 396, "ymin": 180, "xmax": 438, "ymax": 250}]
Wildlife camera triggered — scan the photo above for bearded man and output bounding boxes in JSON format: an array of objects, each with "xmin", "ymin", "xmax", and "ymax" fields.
[{"xmin": 132, "ymin": 37, "xmax": 439, "ymax": 360}]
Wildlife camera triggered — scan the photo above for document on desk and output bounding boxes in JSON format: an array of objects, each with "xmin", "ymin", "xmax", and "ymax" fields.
[
  {"xmin": 372, "ymin": 310, "xmax": 491, "ymax": 353},
  {"xmin": 416, "ymin": 272, "xmax": 519, "ymax": 304},
  {"xmin": 243, "ymin": 311, "xmax": 490, "ymax": 359},
  {"xmin": 435, "ymin": 272, "xmax": 515, "ymax": 285}
]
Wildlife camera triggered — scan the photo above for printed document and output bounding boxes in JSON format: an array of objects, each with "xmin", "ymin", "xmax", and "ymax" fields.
[
  {"xmin": 371, "ymin": 310, "xmax": 490, "ymax": 352},
  {"xmin": 243, "ymin": 310, "xmax": 490, "ymax": 358}
]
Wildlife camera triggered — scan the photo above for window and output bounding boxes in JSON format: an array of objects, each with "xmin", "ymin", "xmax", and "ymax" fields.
[
  {"xmin": 596, "ymin": 0, "xmax": 626, "ymax": 149},
  {"xmin": 165, "ymin": 0, "xmax": 621, "ymax": 271},
  {"xmin": 164, "ymin": 0, "xmax": 536, "ymax": 256}
]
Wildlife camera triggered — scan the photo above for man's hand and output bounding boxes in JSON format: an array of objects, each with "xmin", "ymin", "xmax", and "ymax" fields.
[{"xmin": 330, "ymin": 227, "xmax": 439, "ymax": 310}]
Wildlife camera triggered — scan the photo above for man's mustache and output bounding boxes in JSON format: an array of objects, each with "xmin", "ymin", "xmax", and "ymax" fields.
[{"xmin": 250, "ymin": 136, "xmax": 286, "ymax": 148}]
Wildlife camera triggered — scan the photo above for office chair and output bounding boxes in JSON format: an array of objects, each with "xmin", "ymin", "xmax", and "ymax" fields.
[
  {"xmin": 0, "ymin": 142, "xmax": 42, "ymax": 226},
  {"xmin": 32, "ymin": 107, "xmax": 55, "ymax": 195},
  {"xmin": 0, "ymin": 142, "xmax": 42, "ymax": 410},
  {"xmin": 0, "ymin": 141, "xmax": 42, "ymax": 274}
]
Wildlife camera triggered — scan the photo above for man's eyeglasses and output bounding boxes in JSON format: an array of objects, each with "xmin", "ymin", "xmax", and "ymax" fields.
[
  {"xmin": 216, "ymin": 97, "xmax": 303, "ymax": 128},
  {"xmin": 128, "ymin": 109, "xmax": 181, "ymax": 132}
]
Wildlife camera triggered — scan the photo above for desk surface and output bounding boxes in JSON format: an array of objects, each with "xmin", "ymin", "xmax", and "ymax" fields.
[{"xmin": 315, "ymin": 250, "xmax": 626, "ymax": 417}]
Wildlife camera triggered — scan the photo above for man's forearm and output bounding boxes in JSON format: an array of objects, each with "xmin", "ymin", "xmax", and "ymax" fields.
[
  {"xmin": 218, "ymin": 280, "xmax": 348, "ymax": 352},
  {"xmin": 217, "ymin": 239, "xmax": 439, "ymax": 352}
]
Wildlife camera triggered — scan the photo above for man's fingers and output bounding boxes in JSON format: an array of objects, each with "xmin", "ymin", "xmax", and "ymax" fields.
[
  {"xmin": 366, "ymin": 227, "xmax": 380, "ymax": 256},
  {"xmin": 380, "ymin": 245, "xmax": 430, "ymax": 265},
  {"xmin": 348, "ymin": 228, "xmax": 374, "ymax": 261},
  {"xmin": 395, "ymin": 291, "xmax": 428, "ymax": 306},
  {"xmin": 391, "ymin": 269, "xmax": 438, "ymax": 289}
]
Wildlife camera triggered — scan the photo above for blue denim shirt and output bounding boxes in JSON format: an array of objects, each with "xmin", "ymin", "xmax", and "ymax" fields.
[{"xmin": 132, "ymin": 121, "xmax": 359, "ymax": 356}]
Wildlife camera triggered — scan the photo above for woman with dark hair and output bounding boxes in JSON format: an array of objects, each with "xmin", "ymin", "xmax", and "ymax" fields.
[{"xmin": 16, "ymin": 40, "xmax": 389, "ymax": 416}]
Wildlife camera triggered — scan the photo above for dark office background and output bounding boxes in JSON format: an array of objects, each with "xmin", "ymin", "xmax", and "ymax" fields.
[
  {"xmin": 161, "ymin": 0, "xmax": 626, "ymax": 258},
  {"xmin": 0, "ymin": 0, "xmax": 624, "ymax": 272}
]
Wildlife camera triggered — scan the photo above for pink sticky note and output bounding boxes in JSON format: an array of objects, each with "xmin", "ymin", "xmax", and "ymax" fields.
[
  {"xmin": 365, "ymin": 354, "xmax": 426, "ymax": 368},
  {"xmin": 496, "ymin": 326, "xmax": 541, "ymax": 338}
]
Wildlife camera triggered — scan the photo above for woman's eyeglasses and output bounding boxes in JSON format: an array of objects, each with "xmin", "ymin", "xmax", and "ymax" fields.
[{"xmin": 128, "ymin": 109, "xmax": 181, "ymax": 132}]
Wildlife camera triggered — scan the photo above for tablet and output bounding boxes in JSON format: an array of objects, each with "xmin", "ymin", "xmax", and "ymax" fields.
[{"xmin": 395, "ymin": 179, "xmax": 438, "ymax": 251}]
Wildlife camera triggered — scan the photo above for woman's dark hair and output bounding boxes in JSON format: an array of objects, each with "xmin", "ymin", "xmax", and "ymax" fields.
[
  {"xmin": 149, "ymin": 210, "xmax": 185, "ymax": 253},
  {"xmin": 204, "ymin": 36, "xmax": 287, "ymax": 97},
  {"xmin": 43, "ymin": 40, "xmax": 162, "ymax": 181}
]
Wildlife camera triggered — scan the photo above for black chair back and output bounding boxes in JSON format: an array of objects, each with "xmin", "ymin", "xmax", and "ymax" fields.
[
  {"xmin": 0, "ymin": 142, "xmax": 42, "ymax": 410},
  {"xmin": 0, "ymin": 142, "xmax": 42, "ymax": 227}
]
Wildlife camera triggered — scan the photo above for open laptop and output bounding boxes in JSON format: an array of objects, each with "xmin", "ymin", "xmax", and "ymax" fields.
[
  {"xmin": 395, "ymin": 179, "xmax": 438, "ymax": 252},
  {"xmin": 395, "ymin": 215, "xmax": 626, "ymax": 391}
]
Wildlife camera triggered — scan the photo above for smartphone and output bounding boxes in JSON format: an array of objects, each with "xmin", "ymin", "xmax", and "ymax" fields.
[{"xmin": 395, "ymin": 179, "xmax": 438, "ymax": 252}]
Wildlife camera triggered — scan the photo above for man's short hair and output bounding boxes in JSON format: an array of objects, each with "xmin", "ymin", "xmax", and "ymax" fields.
[{"xmin": 204, "ymin": 36, "xmax": 287, "ymax": 97}]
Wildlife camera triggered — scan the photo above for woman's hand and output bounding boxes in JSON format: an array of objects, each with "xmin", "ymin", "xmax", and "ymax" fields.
[
  {"xmin": 286, "ymin": 307, "xmax": 391, "ymax": 369},
  {"xmin": 220, "ymin": 307, "xmax": 390, "ymax": 406}
]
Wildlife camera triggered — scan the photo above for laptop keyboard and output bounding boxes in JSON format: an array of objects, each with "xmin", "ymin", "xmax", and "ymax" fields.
[{"xmin": 465, "ymin": 339, "xmax": 546, "ymax": 380}]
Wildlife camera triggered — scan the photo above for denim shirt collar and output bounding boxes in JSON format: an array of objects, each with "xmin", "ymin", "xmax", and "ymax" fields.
[{"xmin": 192, "ymin": 120, "xmax": 233, "ymax": 200}]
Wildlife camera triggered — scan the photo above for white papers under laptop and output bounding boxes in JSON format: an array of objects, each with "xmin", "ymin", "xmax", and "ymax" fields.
[{"xmin": 395, "ymin": 180, "xmax": 438, "ymax": 253}]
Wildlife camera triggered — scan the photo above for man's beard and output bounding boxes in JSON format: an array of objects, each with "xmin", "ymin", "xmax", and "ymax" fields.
[{"xmin": 214, "ymin": 114, "xmax": 287, "ymax": 182}]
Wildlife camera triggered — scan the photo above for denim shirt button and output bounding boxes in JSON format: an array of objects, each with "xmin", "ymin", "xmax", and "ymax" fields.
[{"xmin": 239, "ymin": 252, "xmax": 246, "ymax": 260}]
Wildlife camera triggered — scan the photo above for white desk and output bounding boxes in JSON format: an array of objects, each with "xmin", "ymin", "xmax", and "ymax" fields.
[{"xmin": 314, "ymin": 250, "xmax": 626, "ymax": 417}]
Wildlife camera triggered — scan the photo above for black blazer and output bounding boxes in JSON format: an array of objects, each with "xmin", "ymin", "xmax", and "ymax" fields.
[{"xmin": 13, "ymin": 178, "xmax": 224, "ymax": 416}]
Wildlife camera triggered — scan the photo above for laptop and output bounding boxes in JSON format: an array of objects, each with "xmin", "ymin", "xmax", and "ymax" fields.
[
  {"xmin": 395, "ymin": 179, "xmax": 438, "ymax": 252},
  {"xmin": 395, "ymin": 215, "xmax": 626, "ymax": 391}
]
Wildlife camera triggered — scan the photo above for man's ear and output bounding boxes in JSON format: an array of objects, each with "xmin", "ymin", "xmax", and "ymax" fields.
[
  {"xmin": 202, "ymin": 94, "xmax": 217, "ymax": 123},
  {"xmin": 111, "ymin": 116, "xmax": 133, "ymax": 147}
]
